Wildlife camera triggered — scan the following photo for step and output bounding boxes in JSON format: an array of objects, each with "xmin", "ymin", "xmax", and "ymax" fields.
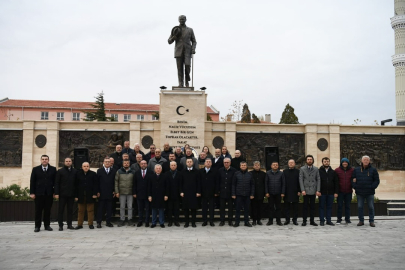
[
  {"xmin": 387, "ymin": 208, "xmax": 405, "ymax": 216},
  {"xmin": 387, "ymin": 202, "xmax": 405, "ymax": 208}
]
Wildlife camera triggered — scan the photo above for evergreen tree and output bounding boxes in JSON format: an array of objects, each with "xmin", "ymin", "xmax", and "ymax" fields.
[
  {"xmin": 279, "ymin": 103, "xmax": 299, "ymax": 124},
  {"xmin": 207, "ymin": 114, "xmax": 213, "ymax": 121},
  {"xmin": 252, "ymin": 113, "xmax": 261, "ymax": 123},
  {"xmin": 83, "ymin": 92, "xmax": 113, "ymax": 121},
  {"xmin": 240, "ymin": 103, "xmax": 251, "ymax": 123}
]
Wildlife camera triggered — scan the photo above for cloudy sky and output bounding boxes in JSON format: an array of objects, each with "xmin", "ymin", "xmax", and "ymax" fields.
[{"xmin": 0, "ymin": 0, "xmax": 395, "ymax": 125}]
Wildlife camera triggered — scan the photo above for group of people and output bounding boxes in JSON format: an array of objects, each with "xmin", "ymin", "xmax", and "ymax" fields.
[{"xmin": 29, "ymin": 142, "xmax": 380, "ymax": 232}]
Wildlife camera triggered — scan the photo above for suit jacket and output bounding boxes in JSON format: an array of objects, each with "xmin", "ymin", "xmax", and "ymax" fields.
[
  {"xmin": 133, "ymin": 169, "xmax": 153, "ymax": 200},
  {"xmin": 180, "ymin": 168, "xmax": 201, "ymax": 209},
  {"xmin": 168, "ymin": 25, "xmax": 197, "ymax": 65},
  {"xmin": 165, "ymin": 169, "xmax": 182, "ymax": 201},
  {"xmin": 211, "ymin": 156, "xmax": 224, "ymax": 170},
  {"xmin": 55, "ymin": 166, "xmax": 77, "ymax": 197},
  {"xmin": 75, "ymin": 169, "xmax": 98, "ymax": 203},
  {"xmin": 148, "ymin": 173, "xmax": 168, "ymax": 209},
  {"xmin": 299, "ymin": 166, "xmax": 321, "ymax": 195},
  {"xmin": 198, "ymin": 168, "xmax": 218, "ymax": 198},
  {"xmin": 30, "ymin": 165, "xmax": 57, "ymax": 196},
  {"xmin": 97, "ymin": 167, "xmax": 116, "ymax": 200}
]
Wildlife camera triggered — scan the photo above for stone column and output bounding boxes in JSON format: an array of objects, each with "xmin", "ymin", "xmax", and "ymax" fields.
[
  {"xmin": 46, "ymin": 121, "xmax": 60, "ymax": 167},
  {"xmin": 329, "ymin": 125, "xmax": 340, "ymax": 169},
  {"xmin": 305, "ymin": 124, "xmax": 318, "ymax": 166},
  {"xmin": 225, "ymin": 122, "xmax": 236, "ymax": 155},
  {"xmin": 130, "ymin": 121, "xmax": 141, "ymax": 147}
]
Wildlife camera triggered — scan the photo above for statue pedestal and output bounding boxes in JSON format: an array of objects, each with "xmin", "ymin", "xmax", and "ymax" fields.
[
  {"xmin": 172, "ymin": 86, "xmax": 194, "ymax": 91},
  {"xmin": 159, "ymin": 90, "xmax": 206, "ymax": 153}
]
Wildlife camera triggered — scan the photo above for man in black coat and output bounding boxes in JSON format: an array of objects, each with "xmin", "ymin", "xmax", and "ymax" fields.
[
  {"xmin": 148, "ymin": 164, "xmax": 168, "ymax": 228},
  {"xmin": 161, "ymin": 143, "xmax": 173, "ymax": 160},
  {"xmin": 55, "ymin": 157, "xmax": 77, "ymax": 231},
  {"xmin": 265, "ymin": 161, "xmax": 285, "ymax": 226},
  {"xmin": 129, "ymin": 143, "xmax": 145, "ymax": 164},
  {"xmin": 180, "ymin": 159, "xmax": 201, "ymax": 228},
  {"xmin": 231, "ymin": 150, "xmax": 245, "ymax": 170},
  {"xmin": 96, "ymin": 157, "xmax": 116, "ymax": 228},
  {"xmin": 199, "ymin": 159, "xmax": 218, "ymax": 227},
  {"xmin": 318, "ymin": 157, "xmax": 339, "ymax": 226},
  {"xmin": 133, "ymin": 160, "xmax": 153, "ymax": 227},
  {"xmin": 217, "ymin": 157, "xmax": 237, "ymax": 226},
  {"xmin": 283, "ymin": 159, "xmax": 301, "ymax": 226},
  {"xmin": 75, "ymin": 162, "xmax": 98, "ymax": 230},
  {"xmin": 211, "ymin": 148, "xmax": 224, "ymax": 170},
  {"xmin": 162, "ymin": 153, "xmax": 183, "ymax": 173},
  {"xmin": 165, "ymin": 161, "xmax": 182, "ymax": 227},
  {"xmin": 144, "ymin": 144, "xmax": 156, "ymax": 164},
  {"xmin": 122, "ymin": 141, "xmax": 134, "ymax": 155},
  {"xmin": 30, "ymin": 155, "xmax": 57, "ymax": 232},
  {"xmin": 232, "ymin": 161, "xmax": 254, "ymax": 227},
  {"xmin": 250, "ymin": 161, "xmax": 266, "ymax": 226},
  {"xmin": 174, "ymin": 147, "xmax": 184, "ymax": 163},
  {"xmin": 110, "ymin": 145, "xmax": 123, "ymax": 169}
]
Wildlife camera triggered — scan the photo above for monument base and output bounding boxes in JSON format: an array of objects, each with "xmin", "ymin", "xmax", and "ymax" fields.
[{"xmin": 172, "ymin": 86, "xmax": 194, "ymax": 91}]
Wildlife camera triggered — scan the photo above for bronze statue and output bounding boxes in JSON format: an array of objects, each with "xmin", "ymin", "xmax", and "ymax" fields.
[{"xmin": 168, "ymin": 15, "xmax": 197, "ymax": 87}]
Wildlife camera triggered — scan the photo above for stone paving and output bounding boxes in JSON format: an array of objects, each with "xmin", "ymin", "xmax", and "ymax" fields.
[{"xmin": 0, "ymin": 218, "xmax": 404, "ymax": 269}]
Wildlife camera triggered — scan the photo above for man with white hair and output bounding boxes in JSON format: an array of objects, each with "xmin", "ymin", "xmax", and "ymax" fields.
[
  {"xmin": 217, "ymin": 157, "xmax": 237, "ymax": 226},
  {"xmin": 148, "ymin": 164, "xmax": 168, "ymax": 228},
  {"xmin": 352, "ymin": 156, "xmax": 380, "ymax": 227}
]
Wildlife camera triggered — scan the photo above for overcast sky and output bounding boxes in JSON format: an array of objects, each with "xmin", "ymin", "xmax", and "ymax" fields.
[{"xmin": 0, "ymin": 0, "xmax": 395, "ymax": 125}]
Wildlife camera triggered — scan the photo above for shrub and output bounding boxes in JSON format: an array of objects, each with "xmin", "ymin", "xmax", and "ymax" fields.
[{"xmin": 0, "ymin": 184, "xmax": 31, "ymax": 201}]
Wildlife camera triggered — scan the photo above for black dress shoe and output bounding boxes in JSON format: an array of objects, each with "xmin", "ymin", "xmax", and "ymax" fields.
[
  {"xmin": 106, "ymin": 223, "xmax": 114, "ymax": 227},
  {"xmin": 137, "ymin": 222, "xmax": 143, "ymax": 227},
  {"xmin": 160, "ymin": 224, "xmax": 165, "ymax": 228},
  {"xmin": 192, "ymin": 223, "xmax": 196, "ymax": 228},
  {"xmin": 202, "ymin": 221, "xmax": 208, "ymax": 227},
  {"xmin": 210, "ymin": 222, "xmax": 215, "ymax": 227},
  {"xmin": 184, "ymin": 223, "xmax": 189, "ymax": 228},
  {"xmin": 326, "ymin": 221, "xmax": 335, "ymax": 226},
  {"xmin": 75, "ymin": 225, "xmax": 83, "ymax": 230},
  {"xmin": 174, "ymin": 222, "xmax": 180, "ymax": 227},
  {"xmin": 151, "ymin": 224, "xmax": 156, "ymax": 228},
  {"xmin": 370, "ymin": 222, "xmax": 375, "ymax": 227},
  {"xmin": 293, "ymin": 221, "xmax": 298, "ymax": 226},
  {"xmin": 145, "ymin": 222, "xmax": 150, "ymax": 227},
  {"xmin": 97, "ymin": 224, "xmax": 102, "ymax": 228},
  {"xmin": 34, "ymin": 227, "xmax": 40, "ymax": 232},
  {"xmin": 219, "ymin": 221, "xmax": 225, "ymax": 226},
  {"xmin": 44, "ymin": 226, "xmax": 53, "ymax": 231},
  {"xmin": 168, "ymin": 222, "xmax": 173, "ymax": 227},
  {"xmin": 276, "ymin": 221, "xmax": 283, "ymax": 226},
  {"xmin": 310, "ymin": 222, "xmax": 318, "ymax": 226},
  {"xmin": 228, "ymin": 221, "xmax": 233, "ymax": 227},
  {"xmin": 244, "ymin": 222, "xmax": 252, "ymax": 227},
  {"xmin": 67, "ymin": 225, "xmax": 75, "ymax": 230},
  {"xmin": 320, "ymin": 222, "xmax": 325, "ymax": 226},
  {"xmin": 252, "ymin": 221, "xmax": 257, "ymax": 226},
  {"xmin": 233, "ymin": 223, "xmax": 239, "ymax": 227},
  {"xmin": 89, "ymin": 225, "xmax": 94, "ymax": 229},
  {"xmin": 302, "ymin": 222, "xmax": 307, "ymax": 226},
  {"xmin": 257, "ymin": 220, "xmax": 263, "ymax": 226},
  {"xmin": 284, "ymin": 221, "xmax": 290, "ymax": 225},
  {"xmin": 59, "ymin": 226, "xmax": 63, "ymax": 231},
  {"xmin": 266, "ymin": 221, "xmax": 273, "ymax": 226}
]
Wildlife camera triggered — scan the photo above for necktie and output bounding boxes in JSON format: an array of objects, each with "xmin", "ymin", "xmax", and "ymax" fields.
[
  {"xmin": 142, "ymin": 170, "xmax": 145, "ymax": 178},
  {"xmin": 106, "ymin": 168, "xmax": 109, "ymax": 174},
  {"xmin": 43, "ymin": 168, "xmax": 47, "ymax": 172}
]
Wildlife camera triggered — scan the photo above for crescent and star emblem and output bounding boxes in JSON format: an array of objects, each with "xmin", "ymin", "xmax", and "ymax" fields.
[{"xmin": 176, "ymin": 106, "xmax": 189, "ymax": 115}]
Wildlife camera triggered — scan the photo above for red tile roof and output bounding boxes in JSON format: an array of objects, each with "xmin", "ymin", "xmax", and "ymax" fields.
[{"xmin": 0, "ymin": 99, "xmax": 217, "ymax": 114}]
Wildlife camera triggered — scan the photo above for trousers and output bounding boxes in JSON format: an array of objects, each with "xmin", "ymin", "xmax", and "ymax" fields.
[
  {"xmin": 202, "ymin": 197, "xmax": 215, "ymax": 222},
  {"xmin": 97, "ymin": 199, "xmax": 113, "ymax": 224},
  {"xmin": 302, "ymin": 194, "xmax": 316, "ymax": 222},
  {"xmin": 77, "ymin": 197, "xmax": 94, "ymax": 226},
  {"xmin": 220, "ymin": 197, "xmax": 234, "ymax": 222},
  {"xmin": 235, "ymin": 196, "xmax": 250, "ymax": 224},
  {"xmin": 250, "ymin": 199, "xmax": 263, "ymax": 222},
  {"xmin": 58, "ymin": 196, "xmax": 74, "ymax": 226},
  {"xmin": 34, "ymin": 195, "xmax": 53, "ymax": 228}
]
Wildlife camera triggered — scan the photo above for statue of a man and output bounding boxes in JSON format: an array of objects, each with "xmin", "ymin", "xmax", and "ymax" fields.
[{"xmin": 168, "ymin": 15, "xmax": 197, "ymax": 87}]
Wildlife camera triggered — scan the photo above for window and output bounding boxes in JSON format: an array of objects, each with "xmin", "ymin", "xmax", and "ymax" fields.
[
  {"xmin": 124, "ymin": 114, "xmax": 131, "ymax": 122},
  {"xmin": 56, "ymin": 112, "xmax": 64, "ymax": 120},
  {"xmin": 137, "ymin": 114, "xmax": 144, "ymax": 121},
  {"xmin": 72, "ymin": 112, "xmax": 80, "ymax": 121},
  {"xmin": 111, "ymin": 114, "xmax": 118, "ymax": 121},
  {"xmin": 151, "ymin": 114, "xmax": 158, "ymax": 120},
  {"xmin": 41, "ymin": 112, "xmax": 49, "ymax": 120}
]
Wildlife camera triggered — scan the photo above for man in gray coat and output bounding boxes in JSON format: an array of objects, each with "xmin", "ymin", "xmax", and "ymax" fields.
[
  {"xmin": 147, "ymin": 149, "xmax": 167, "ymax": 173},
  {"xmin": 168, "ymin": 15, "xmax": 197, "ymax": 87},
  {"xmin": 299, "ymin": 155, "xmax": 321, "ymax": 226}
]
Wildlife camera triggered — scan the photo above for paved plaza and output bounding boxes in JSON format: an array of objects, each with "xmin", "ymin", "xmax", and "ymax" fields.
[{"xmin": 0, "ymin": 218, "xmax": 404, "ymax": 270}]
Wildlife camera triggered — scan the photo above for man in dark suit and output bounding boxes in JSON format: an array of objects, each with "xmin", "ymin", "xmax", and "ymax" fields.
[
  {"xmin": 165, "ymin": 161, "xmax": 182, "ymax": 227},
  {"xmin": 163, "ymin": 153, "xmax": 183, "ymax": 173},
  {"xmin": 133, "ymin": 160, "xmax": 153, "ymax": 227},
  {"xmin": 55, "ymin": 157, "xmax": 77, "ymax": 231},
  {"xmin": 180, "ymin": 159, "xmax": 201, "ymax": 228},
  {"xmin": 217, "ymin": 158, "xmax": 237, "ymax": 226},
  {"xmin": 30, "ymin": 155, "xmax": 57, "ymax": 232},
  {"xmin": 211, "ymin": 148, "xmax": 224, "ymax": 170},
  {"xmin": 199, "ymin": 159, "xmax": 218, "ymax": 227},
  {"xmin": 168, "ymin": 15, "xmax": 197, "ymax": 87},
  {"xmin": 96, "ymin": 157, "xmax": 116, "ymax": 228}
]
